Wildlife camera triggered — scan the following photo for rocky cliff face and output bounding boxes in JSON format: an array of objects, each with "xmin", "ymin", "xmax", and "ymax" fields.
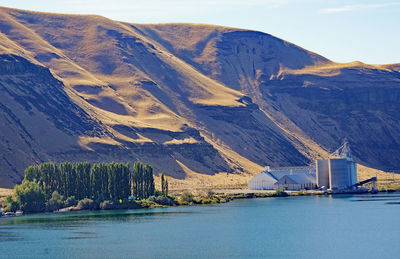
[
  {"xmin": 265, "ymin": 65, "xmax": 400, "ymax": 171},
  {"xmin": 0, "ymin": 54, "xmax": 104, "ymax": 186},
  {"xmin": 0, "ymin": 6, "xmax": 398, "ymax": 187}
]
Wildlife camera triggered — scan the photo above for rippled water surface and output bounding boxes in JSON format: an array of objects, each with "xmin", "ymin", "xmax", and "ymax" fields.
[{"xmin": 1, "ymin": 193, "xmax": 400, "ymax": 258}]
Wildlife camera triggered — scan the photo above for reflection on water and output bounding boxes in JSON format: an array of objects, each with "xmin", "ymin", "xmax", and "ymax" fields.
[
  {"xmin": 62, "ymin": 231, "xmax": 99, "ymax": 240},
  {"xmin": 353, "ymin": 198, "xmax": 399, "ymax": 202},
  {"xmin": 386, "ymin": 201, "xmax": 400, "ymax": 205},
  {"xmin": 350, "ymin": 193, "xmax": 400, "ymax": 203},
  {"xmin": 0, "ymin": 210, "xmax": 193, "ymax": 228},
  {"xmin": 0, "ymin": 231, "xmax": 24, "ymax": 242}
]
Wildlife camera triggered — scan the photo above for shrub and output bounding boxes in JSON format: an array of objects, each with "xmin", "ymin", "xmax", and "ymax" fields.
[
  {"xmin": 178, "ymin": 200, "xmax": 189, "ymax": 206},
  {"xmin": 137, "ymin": 199, "xmax": 162, "ymax": 208},
  {"xmin": 149, "ymin": 195, "xmax": 174, "ymax": 206},
  {"xmin": 206, "ymin": 190, "xmax": 215, "ymax": 198},
  {"xmin": 180, "ymin": 192, "xmax": 194, "ymax": 203},
  {"xmin": 200, "ymin": 198, "xmax": 212, "ymax": 204},
  {"xmin": 77, "ymin": 198, "xmax": 98, "ymax": 210},
  {"xmin": 99, "ymin": 200, "xmax": 140, "ymax": 210},
  {"xmin": 121, "ymin": 200, "xmax": 141, "ymax": 209},
  {"xmin": 46, "ymin": 191, "xmax": 65, "ymax": 211},
  {"xmin": 211, "ymin": 197, "xmax": 221, "ymax": 204},
  {"xmin": 154, "ymin": 190, "xmax": 163, "ymax": 196},
  {"xmin": 226, "ymin": 193, "xmax": 253, "ymax": 199},
  {"xmin": 65, "ymin": 196, "xmax": 78, "ymax": 207},
  {"xmin": 271, "ymin": 190, "xmax": 288, "ymax": 197}
]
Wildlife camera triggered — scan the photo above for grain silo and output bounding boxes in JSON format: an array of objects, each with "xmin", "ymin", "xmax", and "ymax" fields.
[
  {"xmin": 316, "ymin": 159, "xmax": 329, "ymax": 188},
  {"xmin": 316, "ymin": 140, "xmax": 357, "ymax": 190},
  {"xmin": 329, "ymin": 158, "xmax": 352, "ymax": 189}
]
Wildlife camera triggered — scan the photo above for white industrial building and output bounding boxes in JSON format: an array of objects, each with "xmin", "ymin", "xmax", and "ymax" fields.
[
  {"xmin": 248, "ymin": 166, "xmax": 316, "ymax": 191},
  {"xmin": 248, "ymin": 140, "xmax": 358, "ymax": 191},
  {"xmin": 247, "ymin": 171, "xmax": 278, "ymax": 190}
]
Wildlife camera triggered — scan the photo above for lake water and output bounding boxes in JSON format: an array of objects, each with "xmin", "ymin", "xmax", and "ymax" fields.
[{"xmin": 1, "ymin": 193, "xmax": 400, "ymax": 258}]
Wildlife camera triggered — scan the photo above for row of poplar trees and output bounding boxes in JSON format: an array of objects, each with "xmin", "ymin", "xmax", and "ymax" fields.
[{"xmin": 24, "ymin": 161, "xmax": 155, "ymax": 201}]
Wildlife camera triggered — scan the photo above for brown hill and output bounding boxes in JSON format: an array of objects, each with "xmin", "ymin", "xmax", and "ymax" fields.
[{"xmin": 0, "ymin": 6, "xmax": 399, "ymax": 188}]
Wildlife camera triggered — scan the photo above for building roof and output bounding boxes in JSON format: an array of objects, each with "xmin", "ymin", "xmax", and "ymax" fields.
[
  {"xmin": 268, "ymin": 170, "xmax": 315, "ymax": 181},
  {"xmin": 248, "ymin": 171, "xmax": 277, "ymax": 183},
  {"xmin": 249, "ymin": 167, "xmax": 317, "ymax": 186},
  {"xmin": 275, "ymin": 174, "xmax": 315, "ymax": 185}
]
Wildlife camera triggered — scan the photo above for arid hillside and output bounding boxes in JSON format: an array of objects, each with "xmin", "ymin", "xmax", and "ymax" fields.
[{"xmin": 0, "ymin": 6, "xmax": 399, "ymax": 188}]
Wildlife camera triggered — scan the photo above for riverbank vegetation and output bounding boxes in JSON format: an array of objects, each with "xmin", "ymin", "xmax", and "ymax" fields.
[
  {"xmin": 2, "ymin": 162, "xmax": 294, "ymax": 215},
  {"xmin": 4, "ymin": 161, "xmax": 157, "ymax": 213},
  {"xmin": 3, "ymin": 161, "xmax": 245, "ymax": 214},
  {"xmin": 2, "ymin": 161, "xmax": 328, "ymax": 215}
]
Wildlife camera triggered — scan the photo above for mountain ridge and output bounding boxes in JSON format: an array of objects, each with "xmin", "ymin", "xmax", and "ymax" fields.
[{"xmin": 0, "ymin": 6, "xmax": 399, "ymax": 188}]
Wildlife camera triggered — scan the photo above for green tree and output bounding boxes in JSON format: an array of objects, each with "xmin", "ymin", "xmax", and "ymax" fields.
[
  {"xmin": 160, "ymin": 172, "xmax": 168, "ymax": 196},
  {"xmin": 75, "ymin": 162, "xmax": 91, "ymax": 199},
  {"xmin": 107, "ymin": 162, "xmax": 118, "ymax": 200},
  {"xmin": 131, "ymin": 162, "xmax": 143, "ymax": 199},
  {"xmin": 59, "ymin": 162, "xmax": 74, "ymax": 197},
  {"xmin": 13, "ymin": 180, "xmax": 46, "ymax": 213},
  {"xmin": 121, "ymin": 163, "xmax": 130, "ymax": 199},
  {"xmin": 144, "ymin": 164, "xmax": 155, "ymax": 198},
  {"xmin": 90, "ymin": 163, "xmax": 103, "ymax": 199},
  {"xmin": 5, "ymin": 195, "xmax": 19, "ymax": 212},
  {"xmin": 15, "ymin": 160, "xmax": 159, "ymax": 212},
  {"xmin": 131, "ymin": 162, "xmax": 155, "ymax": 199},
  {"xmin": 38, "ymin": 162, "xmax": 58, "ymax": 198},
  {"xmin": 165, "ymin": 178, "xmax": 168, "ymax": 197},
  {"xmin": 100, "ymin": 163, "xmax": 109, "ymax": 200},
  {"xmin": 47, "ymin": 191, "xmax": 65, "ymax": 211},
  {"xmin": 24, "ymin": 165, "xmax": 40, "ymax": 182}
]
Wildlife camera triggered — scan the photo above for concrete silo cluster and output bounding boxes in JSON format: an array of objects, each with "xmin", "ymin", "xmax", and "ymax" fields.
[
  {"xmin": 316, "ymin": 140, "xmax": 357, "ymax": 190},
  {"xmin": 316, "ymin": 158, "xmax": 357, "ymax": 190}
]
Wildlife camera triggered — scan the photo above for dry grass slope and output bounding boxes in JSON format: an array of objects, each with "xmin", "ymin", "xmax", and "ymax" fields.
[{"xmin": 0, "ymin": 6, "xmax": 399, "ymax": 188}]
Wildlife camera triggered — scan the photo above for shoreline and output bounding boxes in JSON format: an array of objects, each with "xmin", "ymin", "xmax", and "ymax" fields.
[{"xmin": 2, "ymin": 189, "xmax": 398, "ymax": 218}]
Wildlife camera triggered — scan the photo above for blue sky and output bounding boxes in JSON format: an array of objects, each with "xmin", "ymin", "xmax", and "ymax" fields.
[{"xmin": 1, "ymin": 0, "xmax": 399, "ymax": 64}]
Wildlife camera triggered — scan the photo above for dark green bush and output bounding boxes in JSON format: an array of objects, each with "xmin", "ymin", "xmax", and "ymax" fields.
[
  {"xmin": 77, "ymin": 198, "xmax": 98, "ymax": 210},
  {"xmin": 65, "ymin": 196, "xmax": 78, "ymax": 207},
  {"xmin": 271, "ymin": 190, "xmax": 289, "ymax": 197},
  {"xmin": 99, "ymin": 200, "xmax": 140, "ymax": 210},
  {"xmin": 154, "ymin": 190, "xmax": 163, "ymax": 196},
  {"xmin": 46, "ymin": 191, "xmax": 65, "ymax": 211},
  {"xmin": 149, "ymin": 195, "xmax": 174, "ymax": 206}
]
